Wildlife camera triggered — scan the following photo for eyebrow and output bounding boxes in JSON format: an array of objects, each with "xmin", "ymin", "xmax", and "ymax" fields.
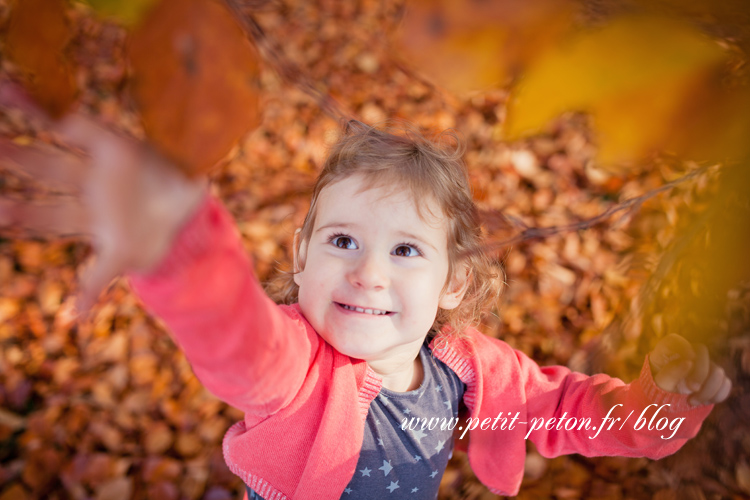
[
  {"xmin": 314, "ymin": 222, "xmax": 355, "ymax": 234},
  {"xmin": 315, "ymin": 223, "xmax": 440, "ymax": 253}
]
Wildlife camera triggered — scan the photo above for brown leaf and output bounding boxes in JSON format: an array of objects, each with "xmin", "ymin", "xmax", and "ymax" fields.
[
  {"xmin": 144, "ymin": 421, "xmax": 174, "ymax": 455},
  {"xmin": 181, "ymin": 459, "xmax": 209, "ymax": 500},
  {"xmin": 523, "ymin": 449, "xmax": 548, "ymax": 481},
  {"xmin": 175, "ymin": 431, "xmax": 202, "ymax": 457},
  {"xmin": 21, "ymin": 448, "xmax": 62, "ymax": 491},
  {"xmin": 141, "ymin": 457, "xmax": 183, "ymax": 483},
  {"xmin": 0, "ymin": 484, "xmax": 29, "ymax": 500},
  {"xmin": 127, "ymin": 0, "xmax": 262, "ymax": 175},
  {"xmin": 4, "ymin": 0, "xmax": 77, "ymax": 117},
  {"xmin": 736, "ymin": 461, "xmax": 750, "ymax": 495},
  {"xmin": 146, "ymin": 481, "xmax": 180, "ymax": 500},
  {"xmin": 0, "ymin": 408, "xmax": 26, "ymax": 432},
  {"xmin": 89, "ymin": 420, "xmax": 124, "ymax": 452},
  {"xmin": 95, "ymin": 477, "xmax": 133, "ymax": 500}
]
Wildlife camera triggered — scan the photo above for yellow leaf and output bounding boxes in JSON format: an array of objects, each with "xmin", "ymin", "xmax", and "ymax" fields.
[{"xmin": 506, "ymin": 16, "xmax": 728, "ymax": 166}]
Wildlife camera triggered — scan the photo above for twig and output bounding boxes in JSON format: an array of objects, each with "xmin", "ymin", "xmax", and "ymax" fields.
[
  {"xmin": 223, "ymin": 0, "xmax": 353, "ymax": 122},
  {"xmin": 474, "ymin": 165, "xmax": 715, "ymax": 257}
]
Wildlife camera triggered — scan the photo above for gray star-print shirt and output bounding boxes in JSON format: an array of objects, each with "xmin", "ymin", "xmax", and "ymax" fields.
[
  {"xmin": 341, "ymin": 344, "xmax": 465, "ymax": 498},
  {"xmin": 246, "ymin": 343, "xmax": 465, "ymax": 499}
]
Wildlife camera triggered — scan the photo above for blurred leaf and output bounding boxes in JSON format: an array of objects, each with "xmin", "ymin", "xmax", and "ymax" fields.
[
  {"xmin": 4, "ymin": 0, "xmax": 78, "ymax": 118},
  {"xmin": 83, "ymin": 0, "xmax": 159, "ymax": 26},
  {"xmin": 638, "ymin": 0, "xmax": 750, "ymax": 50},
  {"xmin": 506, "ymin": 16, "xmax": 728, "ymax": 167},
  {"xmin": 393, "ymin": 0, "xmax": 577, "ymax": 93},
  {"xmin": 666, "ymin": 84, "xmax": 750, "ymax": 163},
  {"xmin": 641, "ymin": 162, "xmax": 750, "ymax": 346},
  {"xmin": 127, "ymin": 0, "xmax": 262, "ymax": 176},
  {"xmin": 0, "ymin": 484, "xmax": 28, "ymax": 500}
]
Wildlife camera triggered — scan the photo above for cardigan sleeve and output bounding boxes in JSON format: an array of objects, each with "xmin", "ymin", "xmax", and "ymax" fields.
[
  {"xmin": 127, "ymin": 194, "xmax": 314, "ymax": 417},
  {"xmin": 517, "ymin": 348, "xmax": 714, "ymax": 459}
]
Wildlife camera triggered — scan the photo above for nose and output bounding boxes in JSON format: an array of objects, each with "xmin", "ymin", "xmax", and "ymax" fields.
[{"xmin": 347, "ymin": 250, "xmax": 390, "ymax": 290}]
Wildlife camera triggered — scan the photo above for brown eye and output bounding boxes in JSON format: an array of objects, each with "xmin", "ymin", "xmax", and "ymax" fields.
[
  {"xmin": 393, "ymin": 245, "xmax": 419, "ymax": 257},
  {"xmin": 332, "ymin": 236, "xmax": 357, "ymax": 249}
]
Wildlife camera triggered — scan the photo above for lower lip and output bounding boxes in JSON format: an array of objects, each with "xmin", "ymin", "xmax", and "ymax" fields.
[{"xmin": 334, "ymin": 302, "xmax": 392, "ymax": 318}]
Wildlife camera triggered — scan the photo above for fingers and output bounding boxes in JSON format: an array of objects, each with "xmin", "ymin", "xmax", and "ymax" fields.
[
  {"xmin": 55, "ymin": 113, "xmax": 119, "ymax": 154},
  {"xmin": 75, "ymin": 251, "xmax": 123, "ymax": 317},
  {"xmin": 686, "ymin": 344, "xmax": 710, "ymax": 392},
  {"xmin": 649, "ymin": 333, "xmax": 695, "ymax": 372},
  {"xmin": 650, "ymin": 336, "xmax": 733, "ymax": 406},
  {"xmin": 0, "ymin": 197, "xmax": 91, "ymax": 238},
  {"xmin": 0, "ymin": 138, "xmax": 87, "ymax": 192},
  {"xmin": 0, "ymin": 80, "xmax": 118, "ymax": 157},
  {"xmin": 689, "ymin": 364, "xmax": 732, "ymax": 406},
  {"xmin": 653, "ymin": 358, "xmax": 694, "ymax": 394},
  {"xmin": 714, "ymin": 378, "xmax": 732, "ymax": 404}
]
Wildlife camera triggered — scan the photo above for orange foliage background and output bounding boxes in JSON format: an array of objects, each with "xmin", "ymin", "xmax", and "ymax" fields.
[{"xmin": 0, "ymin": 0, "xmax": 749, "ymax": 499}]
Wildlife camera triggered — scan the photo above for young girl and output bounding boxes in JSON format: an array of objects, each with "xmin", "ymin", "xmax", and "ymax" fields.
[{"xmin": 0, "ymin": 89, "xmax": 731, "ymax": 499}]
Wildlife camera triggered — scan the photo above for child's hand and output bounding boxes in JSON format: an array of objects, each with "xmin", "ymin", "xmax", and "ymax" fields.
[
  {"xmin": 649, "ymin": 333, "xmax": 732, "ymax": 406},
  {"xmin": 0, "ymin": 82, "xmax": 207, "ymax": 316}
]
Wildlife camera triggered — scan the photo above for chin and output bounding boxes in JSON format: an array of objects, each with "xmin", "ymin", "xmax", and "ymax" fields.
[
  {"xmin": 328, "ymin": 340, "xmax": 376, "ymax": 360},
  {"xmin": 322, "ymin": 333, "xmax": 379, "ymax": 360}
]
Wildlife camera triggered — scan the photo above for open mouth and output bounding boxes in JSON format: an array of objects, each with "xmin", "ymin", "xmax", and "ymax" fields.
[{"xmin": 336, "ymin": 302, "xmax": 394, "ymax": 316}]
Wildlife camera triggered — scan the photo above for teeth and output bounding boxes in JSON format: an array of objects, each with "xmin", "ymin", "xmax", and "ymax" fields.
[{"xmin": 341, "ymin": 304, "xmax": 389, "ymax": 315}]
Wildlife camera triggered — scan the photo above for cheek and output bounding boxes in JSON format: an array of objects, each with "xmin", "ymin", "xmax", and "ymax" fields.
[
  {"xmin": 401, "ymin": 276, "xmax": 444, "ymax": 316},
  {"xmin": 297, "ymin": 259, "xmax": 336, "ymax": 308}
]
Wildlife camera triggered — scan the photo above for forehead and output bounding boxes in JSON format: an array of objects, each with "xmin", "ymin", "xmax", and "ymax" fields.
[{"xmin": 315, "ymin": 174, "xmax": 447, "ymax": 232}]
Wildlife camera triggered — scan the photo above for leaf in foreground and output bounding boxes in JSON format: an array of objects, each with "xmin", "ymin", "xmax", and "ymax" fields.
[{"xmin": 127, "ymin": 0, "xmax": 262, "ymax": 175}]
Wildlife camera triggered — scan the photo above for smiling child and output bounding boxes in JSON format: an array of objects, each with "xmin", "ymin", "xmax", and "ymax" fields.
[
  {"xmin": 0, "ymin": 111, "xmax": 731, "ymax": 499},
  {"xmin": 127, "ymin": 121, "xmax": 730, "ymax": 499}
]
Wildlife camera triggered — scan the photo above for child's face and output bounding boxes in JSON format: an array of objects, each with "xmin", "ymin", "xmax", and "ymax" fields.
[{"xmin": 294, "ymin": 174, "xmax": 466, "ymax": 367}]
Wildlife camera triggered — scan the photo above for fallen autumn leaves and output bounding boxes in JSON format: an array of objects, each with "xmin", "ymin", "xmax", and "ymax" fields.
[{"xmin": 0, "ymin": 0, "xmax": 749, "ymax": 499}]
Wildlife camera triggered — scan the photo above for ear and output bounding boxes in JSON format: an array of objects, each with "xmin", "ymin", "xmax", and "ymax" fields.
[
  {"xmin": 438, "ymin": 264, "xmax": 471, "ymax": 310},
  {"xmin": 293, "ymin": 228, "xmax": 307, "ymax": 286}
]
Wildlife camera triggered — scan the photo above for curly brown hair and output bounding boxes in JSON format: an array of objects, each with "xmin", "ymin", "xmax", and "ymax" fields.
[{"xmin": 267, "ymin": 120, "xmax": 501, "ymax": 337}]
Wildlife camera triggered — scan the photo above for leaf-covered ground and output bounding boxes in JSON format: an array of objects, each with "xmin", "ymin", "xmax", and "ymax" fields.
[{"xmin": 0, "ymin": 1, "xmax": 749, "ymax": 499}]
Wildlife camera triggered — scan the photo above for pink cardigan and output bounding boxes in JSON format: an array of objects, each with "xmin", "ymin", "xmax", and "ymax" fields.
[{"xmin": 129, "ymin": 195, "xmax": 713, "ymax": 499}]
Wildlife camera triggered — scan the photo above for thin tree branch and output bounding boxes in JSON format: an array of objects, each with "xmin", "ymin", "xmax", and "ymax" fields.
[
  {"xmin": 223, "ymin": 0, "xmax": 353, "ymax": 122},
  {"xmin": 474, "ymin": 165, "xmax": 716, "ymax": 257}
]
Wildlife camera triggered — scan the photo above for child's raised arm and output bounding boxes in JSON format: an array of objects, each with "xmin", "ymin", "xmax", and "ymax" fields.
[{"xmin": 0, "ymin": 83, "xmax": 312, "ymax": 416}]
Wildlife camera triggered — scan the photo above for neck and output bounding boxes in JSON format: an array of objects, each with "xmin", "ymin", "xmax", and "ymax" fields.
[{"xmin": 369, "ymin": 354, "xmax": 424, "ymax": 392}]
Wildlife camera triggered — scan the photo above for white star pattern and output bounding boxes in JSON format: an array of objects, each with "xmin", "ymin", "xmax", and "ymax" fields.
[
  {"xmin": 379, "ymin": 460, "xmax": 393, "ymax": 476},
  {"xmin": 342, "ymin": 358, "xmax": 464, "ymax": 499},
  {"xmin": 435, "ymin": 440, "xmax": 445, "ymax": 453},
  {"xmin": 411, "ymin": 428, "xmax": 427, "ymax": 442}
]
